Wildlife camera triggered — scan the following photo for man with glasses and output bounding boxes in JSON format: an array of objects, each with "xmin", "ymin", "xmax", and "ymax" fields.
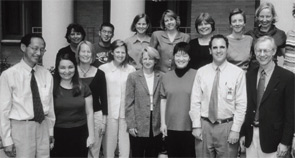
[
  {"xmin": 240, "ymin": 36, "xmax": 294, "ymax": 158},
  {"xmin": 0, "ymin": 33, "xmax": 55, "ymax": 157},
  {"xmin": 93, "ymin": 22, "xmax": 115, "ymax": 67}
]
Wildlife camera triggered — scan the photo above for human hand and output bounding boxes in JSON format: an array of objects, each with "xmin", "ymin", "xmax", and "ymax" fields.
[
  {"xmin": 192, "ymin": 128, "xmax": 202, "ymax": 140},
  {"xmin": 87, "ymin": 136, "xmax": 95, "ymax": 148},
  {"xmin": 4, "ymin": 144, "xmax": 16, "ymax": 157},
  {"xmin": 228, "ymin": 131, "xmax": 239, "ymax": 144},
  {"xmin": 128, "ymin": 128, "xmax": 137, "ymax": 137},
  {"xmin": 160, "ymin": 124, "xmax": 167, "ymax": 137},
  {"xmin": 49, "ymin": 136, "xmax": 55, "ymax": 150},
  {"xmin": 99, "ymin": 124, "xmax": 106, "ymax": 137},
  {"xmin": 277, "ymin": 143, "xmax": 288, "ymax": 157},
  {"xmin": 239, "ymin": 136, "xmax": 246, "ymax": 153}
]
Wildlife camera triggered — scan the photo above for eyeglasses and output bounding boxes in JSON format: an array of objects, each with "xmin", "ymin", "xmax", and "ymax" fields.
[
  {"xmin": 28, "ymin": 46, "xmax": 46, "ymax": 53},
  {"xmin": 255, "ymin": 49, "xmax": 274, "ymax": 54},
  {"xmin": 101, "ymin": 30, "xmax": 113, "ymax": 35}
]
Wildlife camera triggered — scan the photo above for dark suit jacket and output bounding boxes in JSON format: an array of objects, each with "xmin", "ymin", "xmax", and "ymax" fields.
[
  {"xmin": 125, "ymin": 70, "xmax": 163, "ymax": 137},
  {"xmin": 241, "ymin": 66, "xmax": 294, "ymax": 153}
]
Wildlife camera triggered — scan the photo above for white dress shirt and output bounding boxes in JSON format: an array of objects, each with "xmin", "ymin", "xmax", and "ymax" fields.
[
  {"xmin": 0, "ymin": 59, "xmax": 55, "ymax": 146},
  {"xmin": 99, "ymin": 61, "xmax": 135, "ymax": 119},
  {"xmin": 189, "ymin": 61, "xmax": 247, "ymax": 132}
]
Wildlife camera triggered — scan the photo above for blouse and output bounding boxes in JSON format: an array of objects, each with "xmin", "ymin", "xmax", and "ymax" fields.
[
  {"xmin": 189, "ymin": 38, "xmax": 212, "ymax": 70},
  {"xmin": 283, "ymin": 30, "xmax": 295, "ymax": 73},
  {"xmin": 99, "ymin": 61, "xmax": 135, "ymax": 119}
]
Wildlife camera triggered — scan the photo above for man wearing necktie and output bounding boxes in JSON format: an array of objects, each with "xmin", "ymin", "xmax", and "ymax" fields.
[
  {"xmin": 240, "ymin": 36, "xmax": 294, "ymax": 158},
  {"xmin": 190, "ymin": 34, "xmax": 247, "ymax": 157},
  {"xmin": 0, "ymin": 33, "xmax": 55, "ymax": 158}
]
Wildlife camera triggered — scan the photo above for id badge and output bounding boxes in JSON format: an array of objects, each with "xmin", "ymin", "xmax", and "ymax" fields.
[{"xmin": 227, "ymin": 87, "xmax": 233, "ymax": 100}]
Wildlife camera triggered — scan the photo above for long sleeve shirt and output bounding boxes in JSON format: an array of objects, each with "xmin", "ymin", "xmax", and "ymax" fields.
[
  {"xmin": 189, "ymin": 61, "xmax": 247, "ymax": 132},
  {"xmin": 99, "ymin": 61, "xmax": 135, "ymax": 119},
  {"xmin": 0, "ymin": 59, "xmax": 55, "ymax": 146}
]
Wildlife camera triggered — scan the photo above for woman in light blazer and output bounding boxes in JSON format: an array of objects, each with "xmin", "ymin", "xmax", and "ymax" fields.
[{"xmin": 125, "ymin": 46, "xmax": 163, "ymax": 157}]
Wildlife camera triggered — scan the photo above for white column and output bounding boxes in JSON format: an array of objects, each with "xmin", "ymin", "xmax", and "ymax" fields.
[
  {"xmin": 261, "ymin": 0, "xmax": 294, "ymax": 66},
  {"xmin": 42, "ymin": 0, "xmax": 74, "ymax": 68},
  {"xmin": 110, "ymin": 0, "xmax": 145, "ymax": 41}
]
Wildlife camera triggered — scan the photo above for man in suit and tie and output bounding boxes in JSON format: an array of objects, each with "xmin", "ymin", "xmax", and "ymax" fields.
[{"xmin": 240, "ymin": 36, "xmax": 294, "ymax": 158}]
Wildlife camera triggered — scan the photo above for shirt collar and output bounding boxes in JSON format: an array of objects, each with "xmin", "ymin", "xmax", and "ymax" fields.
[
  {"xmin": 211, "ymin": 60, "xmax": 228, "ymax": 72},
  {"xmin": 129, "ymin": 34, "xmax": 150, "ymax": 44},
  {"xmin": 20, "ymin": 59, "xmax": 37, "ymax": 73},
  {"xmin": 259, "ymin": 61, "xmax": 275, "ymax": 77},
  {"xmin": 110, "ymin": 61, "xmax": 128, "ymax": 72}
]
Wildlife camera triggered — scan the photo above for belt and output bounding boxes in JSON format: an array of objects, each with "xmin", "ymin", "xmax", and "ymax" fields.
[
  {"xmin": 201, "ymin": 117, "xmax": 233, "ymax": 124},
  {"xmin": 252, "ymin": 121, "xmax": 259, "ymax": 127}
]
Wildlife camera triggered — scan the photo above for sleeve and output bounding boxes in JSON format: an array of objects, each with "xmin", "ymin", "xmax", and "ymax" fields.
[
  {"xmin": 160, "ymin": 78, "xmax": 166, "ymax": 99},
  {"xmin": 0, "ymin": 72, "xmax": 14, "ymax": 146},
  {"xmin": 280, "ymin": 73, "xmax": 294, "ymax": 145},
  {"xmin": 189, "ymin": 71, "xmax": 202, "ymax": 128},
  {"xmin": 184, "ymin": 33, "xmax": 190, "ymax": 43},
  {"xmin": 89, "ymin": 70, "xmax": 108, "ymax": 115},
  {"xmin": 231, "ymin": 71, "xmax": 247, "ymax": 132},
  {"xmin": 47, "ymin": 74, "xmax": 56, "ymax": 136},
  {"xmin": 149, "ymin": 32, "xmax": 159, "ymax": 48},
  {"xmin": 125, "ymin": 73, "xmax": 136, "ymax": 129}
]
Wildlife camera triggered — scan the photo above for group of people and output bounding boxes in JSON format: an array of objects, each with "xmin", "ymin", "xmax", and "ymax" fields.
[{"xmin": 0, "ymin": 1, "xmax": 294, "ymax": 158}]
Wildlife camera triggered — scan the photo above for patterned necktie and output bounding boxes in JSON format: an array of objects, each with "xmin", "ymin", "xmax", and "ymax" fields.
[
  {"xmin": 31, "ymin": 69, "xmax": 45, "ymax": 123},
  {"xmin": 208, "ymin": 67, "xmax": 220, "ymax": 123},
  {"xmin": 254, "ymin": 70, "xmax": 266, "ymax": 121}
]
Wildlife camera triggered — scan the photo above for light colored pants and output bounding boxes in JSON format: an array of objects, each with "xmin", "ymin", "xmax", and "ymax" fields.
[
  {"xmin": 246, "ymin": 127, "xmax": 277, "ymax": 158},
  {"xmin": 195, "ymin": 119, "xmax": 239, "ymax": 158},
  {"xmin": 11, "ymin": 119, "xmax": 50, "ymax": 158},
  {"xmin": 88, "ymin": 111, "xmax": 104, "ymax": 158},
  {"xmin": 103, "ymin": 118, "xmax": 130, "ymax": 158}
]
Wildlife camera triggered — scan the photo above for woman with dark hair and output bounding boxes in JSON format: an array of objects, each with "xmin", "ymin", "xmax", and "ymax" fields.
[
  {"xmin": 55, "ymin": 23, "xmax": 86, "ymax": 65},
  {"xmin": 125, "ymin": 46, "xmax": 163, "ymax": 157},
  {"xmin": 76, "ymin": 41, "xmax": 108, "ymax": 158},
  {"xmin": 160, "ymin": 42, "xmax": 196, "ymax": 157},
  {"xmin": 227, "ymin": 8, "xmax": 253, "ymax": 71},
  {"xmin": 125, "ymin": 13, "xmax": 152, "ymax": 69},
  {"xmin": 189, "ymin": 12, "xmax": 215, "ymax": 70},
  {"xmin": 150, "ymin": 10, "xmax": 190, "ymax": 72},
  {"xmin": 246, "ymin": 2, "xmax": 286, "ymax": 69},
  {"xmin": 99, "ymin": 39, "xmax": 135, "ymax": 158},
  {"xmin": 51, "ymin": 52, "xmax": 94, "ymax": 157}
]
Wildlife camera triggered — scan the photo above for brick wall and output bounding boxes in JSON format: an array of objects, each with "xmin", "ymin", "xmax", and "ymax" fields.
[{"xmin": 190, "ymin": 0, "xmax": 256, "ymax": 39}]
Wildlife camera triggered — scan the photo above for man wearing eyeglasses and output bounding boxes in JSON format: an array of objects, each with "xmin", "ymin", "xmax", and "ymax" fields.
[
  {"xmin": 92, "ymin": 22, "xmax": 115, "ymax": 68},
  {"xmin": 240, "ymin": 36, "xmax": 294, "ymax": 158},
  {"xmin": 0, "ymin": 33, "xmax": 55, "ymax": 158}
]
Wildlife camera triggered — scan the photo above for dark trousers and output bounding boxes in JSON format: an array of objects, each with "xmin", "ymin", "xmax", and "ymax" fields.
[
  {"xmin": 51, "ymin": 124, "xmax": 88, "ymax": 157},
  {"xmin": 166, "ymin": 130, "xmax": 195, "ymax": 158}
]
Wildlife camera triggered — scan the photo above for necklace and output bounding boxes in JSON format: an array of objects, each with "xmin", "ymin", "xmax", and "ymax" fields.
[{"xmin": 79, "ymin": 66, "xmax": 91, "ymax": 77}]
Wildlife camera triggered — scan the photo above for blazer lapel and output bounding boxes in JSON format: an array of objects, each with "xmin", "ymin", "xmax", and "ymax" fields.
[
  {"xmin": 153, "ymin": 71, "xmax": 161, "ymax": 95},
  {"xmin": 138, "ymin": 70, "xmax": 150, "ymax": 94},
  {"xmin": 250, "ymin": 68, "xmax": 259, "ymax": 106},
  {"xmin": 260, "ymin": 66, "xmax": 280, "ymax": 105}
]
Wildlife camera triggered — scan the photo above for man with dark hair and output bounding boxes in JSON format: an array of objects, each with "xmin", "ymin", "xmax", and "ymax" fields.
[
  {"xmin": 240, "ymin": 36, "xmax": 294, "ymax": 158},
  {"xmin": 0, "ymin": 33, "xmax": 55, "ymax": 157},
  {"xmin": 190, "ymin": 34, "xmax": 247, "ymax": 157},
  {"xmin": 92, "ymin": 22, "xmax": 115, "ymax": 67}
]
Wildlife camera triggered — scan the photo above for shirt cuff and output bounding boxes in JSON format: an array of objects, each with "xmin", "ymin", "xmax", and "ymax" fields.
[
  {"xmin": 230, "ymin": 123, "xmax": 241, "ymax": 132},
  {"xmin": 192, "ymin": 119, "xmax": 201, "ymax": 128},
  {"xmin": 2, "ymin": 137, "xmax": 13, "ymax": 147},
  {"xmin": 49, "ymin": 128, "xmax": 53, "ymax": 136}
]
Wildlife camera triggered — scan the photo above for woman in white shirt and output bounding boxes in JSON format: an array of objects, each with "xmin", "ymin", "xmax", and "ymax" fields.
[{"xmin": 99, "ymin": 39, "xmax": 135, "ymax": 158}]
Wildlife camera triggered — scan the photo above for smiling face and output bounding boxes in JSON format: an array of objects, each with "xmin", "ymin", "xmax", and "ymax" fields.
[
  {"xmin": 174, "ymin": 51, "xmax": 190, "ymax": 69},
  {"xmin": 112, "ymin": 46, "xmax": 126, "ymax": 65},
  {"xmin": 230, "ymin": 13, "xmax": 245, "ymax": 33},
  {"xmin": 68, "ymin": 29, "xmax": 83, "ymax": 44},
  {"xmin": 198, "ymin": 20, "xmax": 213, "ymax": 36},
  {"xmin": 58, "ymin": 59, "xmax": 75, "ymax": 81},
  {"xmin": 164, "ymin": 15, "xmax": 177, "ymax": 31},
  {"xmin": 258, "ymin": 8, "xmax": 273, "ymax": 29},
  {"xmin": 210, "ymin": 38, "xmax": 228, "ymax": 66},
  {"xmin": 255, "ymin": 40, "xmax": 275, "ymax": 68},
  {"xmin": 78, "ymin": 43, "xmax": 92, "ymax": 64},
  {"xmin": 142, "ymin": 51, "xmax": 156, "ymax": 70},
  {"xmin": 99, "ymin": 26, "xmax": 114, "ymax": 43},
  {"xmin": 136, "ymin": 18, "xmax": 148, "ymax": 35},
  {"xmin": 21, "ymin": 37, "xmax": 46, "ymax": 68}
]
